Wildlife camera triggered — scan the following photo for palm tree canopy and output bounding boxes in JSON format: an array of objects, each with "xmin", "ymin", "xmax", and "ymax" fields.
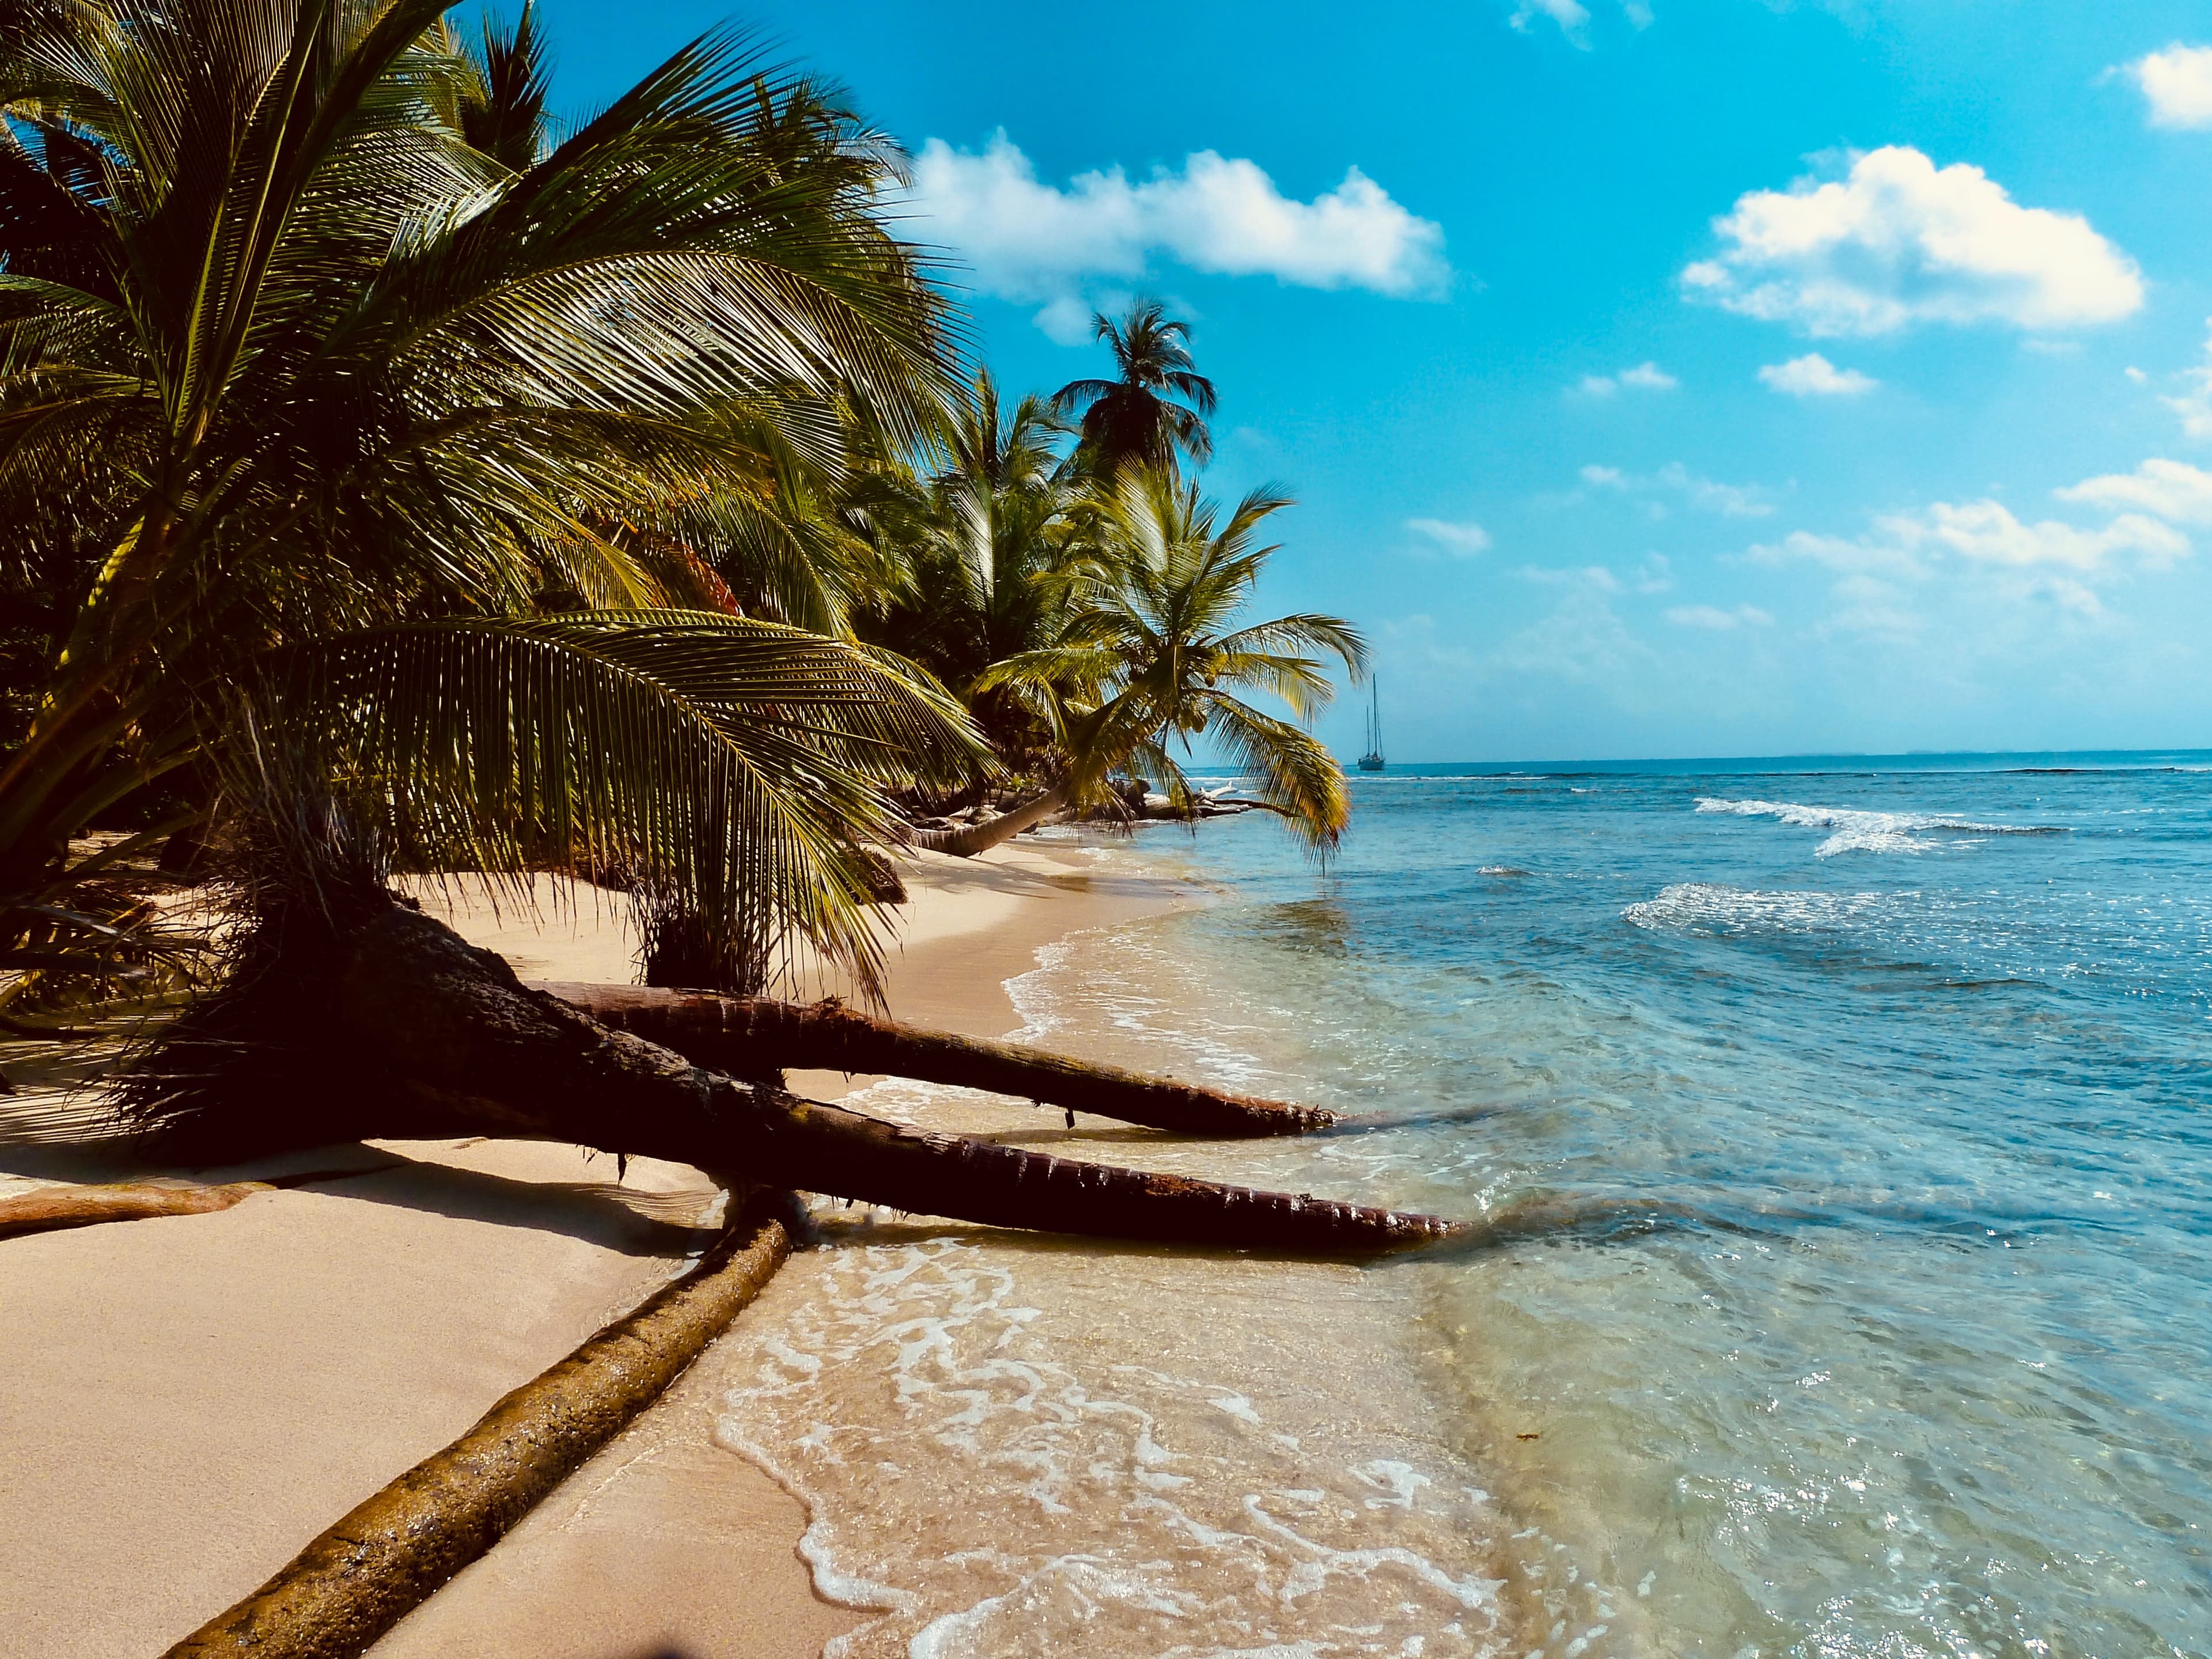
[
  {"xmin": 854, "ymin": 370, "xmax": 1082, "ymax": 763},
  {"xmin": 0, "ymin": 0, "xmax": 982, "ymax": 998},
  {"xmin": 1048, "ymin": 298, "xmax": 1217, "ymax": 475},
  {"xmin": 978, "ymin": 465, "xmax": 1367, "ymax": 852}
]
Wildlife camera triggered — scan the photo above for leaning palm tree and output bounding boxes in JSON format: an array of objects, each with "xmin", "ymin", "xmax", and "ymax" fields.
[
  {"xmin": 922, "ymin": 464, "xmax": 1366, "ymax": 857},
  {"xmin": 1049, "ymin": 298, "xmax": 1217, "ymax": 476},
  {"xmin": 0, "ymin": 1, "xmax": 974, "ymax": 1007},
  {"xmin": 0, "ymin": 4, "xmax": 1463, "ymax": 1316}
]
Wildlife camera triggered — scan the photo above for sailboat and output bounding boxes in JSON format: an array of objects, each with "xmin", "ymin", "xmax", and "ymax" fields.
[{"xmin": 1357, "ymin": 679, "xmax": 1386, "ymax": 772}]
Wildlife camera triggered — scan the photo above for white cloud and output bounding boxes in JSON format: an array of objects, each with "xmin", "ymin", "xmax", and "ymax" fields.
[
  {"xmin": 2161, "ymin": 321, "xmax": 2212, "ymax": 438},
  {"xmin": 1581, "ymin": 461, "xmax": 1773, "ymax": 517},
  {"xmin": 1520, "ymin": 563, "xmax": 1622, "ymax": 590},
  {"xmin": 1683, "ymin": 146, "xmax": 2143, "ymax": 336},
  {"xmin": 1666, "ymin": 603, "xmax": 1774, "ymax": 629},
  {"xmin": 1407, "ymin": 517, "xmax": 1493, "ymax": 556},
  {"xmin": 1894, "ymin": 499, "xmax": 2187, "ymax": 571},
  {"xmin": 1512, "ymin": 0, "xmax": 1591, "ymax": 45},
  {"xmin": 1654, "ymin": 462, "xmax": 1772, "ymax": 517},
  {"xmin": 1752, "ymin": 498, "xmax": 2188, "ymax": 579},
  {"xmin": 1759, "ymin": 353, "xmax": 1878, "ymax": 396},
  {"xmin": 907, "ymin": 133, "xmax": 1448, "ymax": 332},
  {"xmin": 2126, "ymin": 44, "xmax": 2212, "ymax": 130},
  {"xmin": 1576, "ymin": 360, "xmax": 1677, "ymax": 396},
  {"xmin": 1509, "ymin": 0, "xmax": 1652, "ymax": 45},
  {"xmin": 1635, "ymin": 552, "xmax": 1674, "ymax": 592},
  {"xmin": 2055, "ymin": 457, "xmax": 2212, "ymax": 524}
]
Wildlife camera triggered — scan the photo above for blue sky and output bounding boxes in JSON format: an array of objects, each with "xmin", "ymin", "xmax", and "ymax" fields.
[{"xmin": 528, "ymin": 0, "xmax": 2212, "ymax": 762}]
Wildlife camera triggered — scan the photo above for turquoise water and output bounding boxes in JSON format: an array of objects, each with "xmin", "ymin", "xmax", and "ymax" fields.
[{"xmin": 1139, "ymin": 752, "xmax": 2212, "ymax": 1657}]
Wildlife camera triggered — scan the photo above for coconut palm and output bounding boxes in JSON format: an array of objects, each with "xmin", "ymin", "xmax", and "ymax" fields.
[
  {"xmin": 859, "ymin": 370, "xmax": 1083, "ymax": 764},
  {"xmin": 939, "ymin": 464, "xmax": 1365, "ymax": 857},
  {"xmin": 1049, "ymin": 298, "xmax": 1217, "ymax": 475},
  {"xmin": 0, "ymin": 0, "xmax": 982, "ymax": 1011}
]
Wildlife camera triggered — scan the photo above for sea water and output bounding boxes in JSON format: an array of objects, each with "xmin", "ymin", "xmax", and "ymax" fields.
[{"xmin": 712, "ymin": 753, "xmax": 2212, "ymax": 1657}]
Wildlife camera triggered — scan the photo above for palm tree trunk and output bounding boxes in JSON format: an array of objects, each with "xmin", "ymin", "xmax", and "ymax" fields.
[
  {"xmin": 904, "ymin": 782, "xmax": 1069, "ymax": 857},
  {"xmin": 0, "ymin": 1180, "xmax": 271, "ymax": 1240},
  {"xmin": 164, "ymin": 1192, "xmax": 797, "ymax": 1659},
  {"xmin": 536, "ymin": 982, "xmax": 1336, "ymax": 1136},
  {"xmin": 334, "ymin": 908, "xmax": 1460, "ymax": 1256}
]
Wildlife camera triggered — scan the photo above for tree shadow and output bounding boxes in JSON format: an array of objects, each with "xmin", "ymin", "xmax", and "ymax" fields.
[{"xmin": 0, "ymin": 1100, "xmax": 722, "ymax": 1256}]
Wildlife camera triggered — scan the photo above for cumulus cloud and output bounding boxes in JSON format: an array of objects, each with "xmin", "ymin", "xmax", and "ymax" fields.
[
  {"xmin": 2055, "ymin": 457, "xmax": 2212, "ymax": 524},
  {"xmin": 1666, "ymin": 603, "xmax": 1773, "ymax": 629},
  {"xmin": 1407, "ymin": 517, "xmax": 1493, "ymax": 557},
  {"xmin": 1759, "ymin": 353, "xmax": 1878, "ymax": 396},
  {"xmin": 1752, "ymin": 498, "xmax": 2187, "ymax": 579},
  {"xmin": 2126, "ymin": 44, "xmax": 2212, "ymax": 130},
  {"xmin": 1577, "ymin": 361, "xmax": 1676, "ymax": 396},
  {"xmin": 907, "ymin": 133, "xmax": 1448, "ymax": 334},
  {"xmin": 1681, "ymin": 146, "xmax": 2143, "ymax": 336},
  {"xmin": 1893, "ymin": 499, "xmax": 2186, "ymax": 571}
]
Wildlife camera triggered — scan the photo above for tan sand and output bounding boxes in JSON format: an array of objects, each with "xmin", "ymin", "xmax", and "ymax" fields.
[{"xmin": 0, "ymin": 837, "xmax": 1192, "ymax": 1659}]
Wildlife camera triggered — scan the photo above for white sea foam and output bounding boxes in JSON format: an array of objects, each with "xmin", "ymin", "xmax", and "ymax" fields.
[
  {"xmin": 709, "ymin": 1213, "xmax": 1514, "ymax": 1658},
  {"xmin": 1694, "ymin": 797, "xmax": 2063, "ymax": 856}
]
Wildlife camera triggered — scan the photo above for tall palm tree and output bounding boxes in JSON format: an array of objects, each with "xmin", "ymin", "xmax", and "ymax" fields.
[
  {"xmin": 0, "ymin": 0, "xmax": 981, "ymax": 1010},
  {"xmin": 934, "ymin": 464, "xmax": 1365, "ymax": 857},
  {"xmin": 1049, "ymin": 298, "xmax": 1217, "ymax": 476}
]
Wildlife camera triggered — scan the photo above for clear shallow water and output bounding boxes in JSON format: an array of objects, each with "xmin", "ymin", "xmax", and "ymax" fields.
[{"xmin": 718, "ymin": 752, "xmax": 2211, "ymax": 1658}]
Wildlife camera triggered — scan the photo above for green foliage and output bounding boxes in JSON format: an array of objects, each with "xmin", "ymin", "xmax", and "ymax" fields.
[
  {"xmin": 1050, "ymin": 298, "xmax": 1218, "ymax": 476},
  {"xmin": 978, "ymin": 464, "xmax": 1368, "ymax": 852},
  {"xmin": 0, "ymin": 0, "xmax": 980, "ymax": 1002}
]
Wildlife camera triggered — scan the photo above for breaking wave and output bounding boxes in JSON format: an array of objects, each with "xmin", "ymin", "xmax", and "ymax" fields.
[{"xmin": 1694, "ymin": 797, "xmax": 2066, "ymax": 857}]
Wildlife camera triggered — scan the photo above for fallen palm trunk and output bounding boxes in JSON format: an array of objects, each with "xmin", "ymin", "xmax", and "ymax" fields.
[
  {"xmin": 904, "ymin": 782, "xmax": 1070, "ymax": 857},
  {"xmin": 163, "ymin": 1191, "xmax": 796, "ymax": 1659},
  {"xmin": 0, "ymin": 1179, "xmax": 270, "ymax": 1240},
  {"xmin": 338, "ymin": 908, "xmax": 1459, "ymax": 1255},
  {"xmin": 0, "ymin": 1163, "xmax": 410, "ymax": 1241},
  {"xmin": 537, "ymin": 982, "xmax": 1336, "ymax": 1137}
]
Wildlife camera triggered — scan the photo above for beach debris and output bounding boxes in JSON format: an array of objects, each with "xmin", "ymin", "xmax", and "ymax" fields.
[
  {"xmin": 0, "ymin": 1162, "xmax": 410, "ymax": 1241},
  {"xmin": 321, "ymin": 907, "xmax": 1457, "ymax": 1256},
  {"xmin": 160, "ymin": 1191, "xmax": 798, "ymax": 1659},
  {"xmin": 536, "ymin": 981, "xmax": 1339, "ymax": 1138},
  {"xmin": 905, "ymin": 781, "xmax": 1072, "ymax": 857},
  {"xmin": 0, "ymin": 1179, "xmax": 271, "ymax": 1240}
]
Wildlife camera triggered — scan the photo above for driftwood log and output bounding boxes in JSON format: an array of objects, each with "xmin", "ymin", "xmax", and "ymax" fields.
[
  {"xmin": 0, "ymin": 1179, "xmax": 271, "ymax": 1239},
  {"xmin": 335, "ymin": 907, "xmax": 1460, "ymax": 1256},
  {"xmin": 163, "ymin": 1192, "xmax": 797, "ymax": 1659},
  {"xmin": 540, "ymin": 981, "xmax": 1336, "ymax": 1137}
]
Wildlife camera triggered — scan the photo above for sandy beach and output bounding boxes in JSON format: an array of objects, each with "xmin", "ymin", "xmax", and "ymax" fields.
[{"xmin": 0, "ymin": 840, "xmax": 1195, "ymax": 1659}]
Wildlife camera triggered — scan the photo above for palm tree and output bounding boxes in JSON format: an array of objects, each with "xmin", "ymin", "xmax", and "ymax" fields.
[
  {"xmin": 859, "ymin": 370, "xmax": 1081, "ymax": 766},
  {"xmin": 0, "ymin": 1, "xmax": 979, "ymax": 1009},
  {"xmin": 1050, "ymin": 298, "xmax": 1217, "ymax": 476},
  {"xmin": 934, "ymin": 464, "xmax": 1366, "ymax": 857},
  {"xmin": 0, "ymin": 2, "xmax": 1467, "ymax": 1291}
]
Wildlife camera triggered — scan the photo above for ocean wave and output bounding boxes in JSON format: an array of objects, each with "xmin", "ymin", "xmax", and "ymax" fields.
[
  {"xmin": 1623, "ymin": 882, "xmax": 1888, "ymax": 933},
  {"xmin": 1694, "ymin": 797, "xmax": 2066, "ymax": 856}
]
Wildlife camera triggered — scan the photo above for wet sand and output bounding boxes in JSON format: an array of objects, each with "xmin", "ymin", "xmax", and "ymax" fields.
[{"xmin": 0, "ymin": 840, "xmax": 1195, "ymax": 1659}]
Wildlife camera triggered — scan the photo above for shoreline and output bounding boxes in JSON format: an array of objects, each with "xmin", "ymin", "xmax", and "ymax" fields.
[{"xmin": 0, "ymin": 838, "xmax": 1200, "ymax": 1659}]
